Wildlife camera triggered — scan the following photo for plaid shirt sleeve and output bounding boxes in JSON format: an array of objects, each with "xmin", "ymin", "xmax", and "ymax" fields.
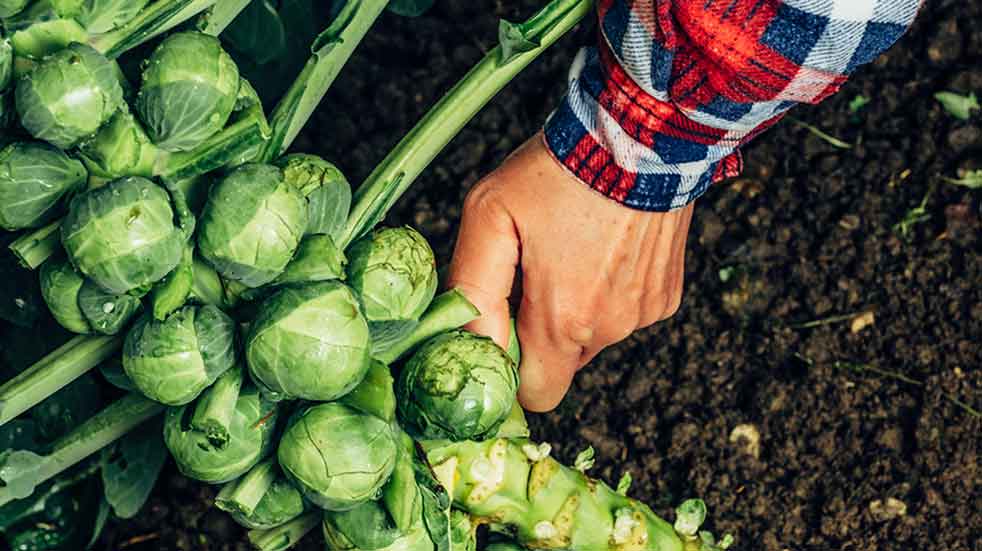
[{"xmin": 543, "ymin": 0, "xmax": 921, "ymax": 212}]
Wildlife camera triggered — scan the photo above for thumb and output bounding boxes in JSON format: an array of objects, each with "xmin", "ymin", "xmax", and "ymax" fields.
[{"xmin": 446, "ymin": 186, "xmax": 519, "ymax": 349}]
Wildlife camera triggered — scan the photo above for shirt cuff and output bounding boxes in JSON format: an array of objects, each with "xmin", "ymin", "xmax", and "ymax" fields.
[{"xmin": 543, "ymin": 44, "xmax": 748, "ymax": 212}]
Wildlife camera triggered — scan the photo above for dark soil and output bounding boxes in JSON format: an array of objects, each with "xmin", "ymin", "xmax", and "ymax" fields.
[{"xmin": 101, "ymin": 1, "xmax": 980, "ymax": 550}]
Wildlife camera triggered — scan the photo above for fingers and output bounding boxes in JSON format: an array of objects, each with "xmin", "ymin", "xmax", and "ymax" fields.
[
  {"xmin": 514, "ymin": 292, "xmax": 586, "ymax": 412},
  {"xmin": 447, "ymin": 182, "xmax": 519, "ymax": 349}
]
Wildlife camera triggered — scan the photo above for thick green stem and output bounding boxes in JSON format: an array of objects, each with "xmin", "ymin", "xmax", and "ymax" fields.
[
  {"xmin": 9, "ymin": 220, "xmax": 60, "ymax": 269},
  {"xmin": 376, "ymin": 289, "xmax": 480, "ymax": 365},
  {"xmin": 197, "ymin": 0, "xmax": 253, "ymax": 35},
  {"xmin": 157, "ymin": 105, "xmax": 270, "ymax": 181},
  {"xmin": 247, "ymin": 511, "xmax": 320, "ymax": 551},
  {"xmin": 215, "ymin": 458, "xmax": 277, "ymax": 517},
  {"xmin": 190, "ymin": 366, "xmax": 243, "ymax": 450},
  {"xmin": 91, "ymin": 0, "xmax": 219, "ymax": 58},
  {"xmin": 0, "ymin": 335, "xmax": 121, "ymax": 426},
  {"xmin": 0, "ymin": 393, "xmax": 164, "ymax": 507},
  {"xmin": 339, "ymin": 0, "xmax": 593, "ymax": 248},
  {"xmin": 257, "ymin": 0, "xmax": 389, "ymax": 162}
]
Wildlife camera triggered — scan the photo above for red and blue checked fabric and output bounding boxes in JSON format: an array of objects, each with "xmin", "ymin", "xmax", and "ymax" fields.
[{"xmin": 543, "ymin": 0, "xmax": 921, "ymax": 211}]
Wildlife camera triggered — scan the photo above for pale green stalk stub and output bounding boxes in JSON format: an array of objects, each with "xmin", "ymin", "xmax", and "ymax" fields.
[
  {"xmin": 246, "ymin": 281, "xmax": 371, "ymax": 401},
  {"xmin": 123, "ymin": 304, "xmax": 236, "ymax": 406},
  {"xmin": 198, "ymin": 163, "xmax": 307, "ymax": 288},
  {"xmin": 136, "ymin": 31, "xmax": 240, "ymax": 152},
  {"xmin": 61, "ymin": 176, "xmax": 183, "ymax": 294},
  {"xmin": 15, "ymin": 43, "xmax": 124, "ymax": 149},
  {"xmin": 0, "ymin": 141, "xmax": 87, "ymax": 231},
  {"xmin": 230, "ymin": 478, "xmax": 305, "ymax": 530},
  {"xmin": 164, "ymin": 386, "xmax": 277, "ymax": 484},
  {"xmin": 277, "ymin": 403, "xmax": 396, "ymax": 511}
]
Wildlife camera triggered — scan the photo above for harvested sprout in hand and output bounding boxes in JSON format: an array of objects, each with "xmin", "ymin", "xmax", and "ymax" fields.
[{"xmin": 397, "ymin": 330, "xmax": 519, "ymax": 441}]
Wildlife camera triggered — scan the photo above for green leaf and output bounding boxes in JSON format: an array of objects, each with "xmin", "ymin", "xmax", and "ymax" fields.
[
  {"xmin": 412, "ymin": 443, "xmax": 452, "ymax": 551},
  {"xmin": 387, "ymin": 0, "xmax": 434, "ymax": 17},
  {"xmin": 0, "ymin": 450, "xmax": 44, "ymax": 499},
  {"xmin": 222, "ymin": 0, "xmax": 287, "ymax": 65},
  {"xmin": 97, "ymin": 357, "xmax": 136, "ymax": 392},
  {"xmin": 934, "ymin": 91, "xmax": 980, "ymax": 120},
  {"xmin": 101, "ymin": 417, "xmax": 167, "ymax": 518},
  {"xmin": 87, "ymin": 497, "xmax": 111, "ymax": 549},
  {"xmin": 573, "ymin": 446, "xmax": 595, "ymax": 472}
]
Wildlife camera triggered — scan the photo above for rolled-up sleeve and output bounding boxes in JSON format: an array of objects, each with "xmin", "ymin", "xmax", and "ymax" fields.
[{"xmin": 543, "ymin": 0, "xmax": 921, "ymax": 212}]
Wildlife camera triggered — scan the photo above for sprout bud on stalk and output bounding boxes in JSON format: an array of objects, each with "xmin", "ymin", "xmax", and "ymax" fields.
[
  {"xmin": 122, "ymin": 304, "xmax": 236, "ymax": 406},
  {"xmin": 277, "ymin": 402, "xmax": 396, "ymax": 511},
  {"xmin": 0, "ymin": 141, "xmax": 87, "ymax": 231}
]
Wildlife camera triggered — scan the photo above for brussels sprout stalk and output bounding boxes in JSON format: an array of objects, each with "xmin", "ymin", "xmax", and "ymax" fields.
[
  {"xmin": 376, "ymin": 288, "xmax": 480, "ymax": 364},
  {"xmin": 89, "ymin": 0, "xmax": 219, "ymax": 58},
  {"xmin": 257, "ymin": 0, "xmax": 389, "ymax": 162},
  {"xmin": 189, "ymin": 366, "xmax": 243, "ymax": 449},
  {"xmin": 215, "ymin": 458, "xmax": 277, "ymax": 518},
  {"xmin": 247, "ymin": 511, "xmax": 320, "ymax": 551},
  {"xmin": 423, "ymin": 437, "xmax": 689, "ymax": 551},
  {"xmin": 0, "ymin": 335, "xmax": 121, "ymax": 426},
  {"xmin": 0, "ymin": 393, "xmax": 164, "ymax": 507},
  {"xmin": 195, "ymin": 0, "xmax": 253, "ymax": 36},
  {"xmin": 8, "ymin": 220, "xmax": 59, "ymax": 269},
  {"xmin": 339, "ymin": 0, "xmax": 593, "ymax": 248}
]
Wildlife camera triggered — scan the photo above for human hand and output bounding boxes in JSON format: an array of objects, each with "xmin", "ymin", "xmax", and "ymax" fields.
[{"xmin": 447, "ymin": 133, "xmax": 693, "ymax": 412}]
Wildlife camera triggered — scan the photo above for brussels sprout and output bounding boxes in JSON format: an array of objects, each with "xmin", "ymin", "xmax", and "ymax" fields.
[
  {"xmin": 122, "ymin": 304, "xmax": 236, "ymax": 406},
  {"xmin": 278, "ymin": 403, "xmax": 397, "ymax": 511},
  {"xmin": 346, "ymin": 226, "xmax": 437, "ymax": 323},
  {"xmin": 275, "ymin": 153, "xmax": 351, "ymax": 238},
  {"xmin": 76, "ymin": 0, "xmax": 150, "ymax": 33},
  {"xmin": 0, "ymin": 141, "xmax": 87, "ymax": 231},
  {"xmin": 322, "ymin": 500, "xmax": 403, "ymax": 550},
  {"xmin": 396, "ymin": 330, "xmax": 519, "ymax": 441},
  {"xmin": 77, "ymin": 109, "xmax": 158, "ymax": 179},
  {"xmin": 164, "ymin": 381, "xmax": 278, "ymax": 484},
  {"xmin": 0, "ymin": 0, "xmax": 30, "ymax": 18},
  {"xmin": 39, "ymin": 258, "xmax": 90, "ymax": 334},
  {"xmin": 1, "ymin": 37, "xmax": 11, "ymax": 90},
  {"xmin": 136, "ymin": 31, "xmax": 240, "ymax": 152},
  {"xmin": 322, "ymin": 515, "xmax": 433, "ymax": 551},
  {"xmin": 76, "ymin": 276, "xmax": 141, "ymax": 334},
  {"xmin": 245, "ymin": 281, "xmax": 370, "ymax": 401},
  {"xmin": 61, "ymin": 176, "xmax": 184, "ymax": 294},
  {"xmin": 198, "ymin": 163, "xmax": 307, "ymax": 288},
  {"xmin": 15, "ymin": 42, "xmax": 123, "ymax": 149},
  {"xmin": 40, "ymin": 257, "xmax": 141, "ymax": 335}
]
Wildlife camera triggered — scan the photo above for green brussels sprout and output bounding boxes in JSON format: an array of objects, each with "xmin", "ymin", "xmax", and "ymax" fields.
[
  {"xmin": 0, "ymin": 0, "xmax": 30, "ymax": 17},
  {"xmin": 275, "ymin": 153, "xmax": 351, "ymax": 238},
  {"xmin": 39, "ymin": 257, "xmax": 141, "ymax": 335},
  {"xmin": 1, "ymin": 37, "xmax": 11, "ymax": 90},
  {"xmin": 164, "ymin": 382, "xmax": 278, "ymax": 484},
  {"xmin": 322, "ymin": 515, "xmax": 433, "ymax": 551},
  {"xmin": 77, "ymin": 109, "xmax": 158, "ymax": 179},
  {"xmin": 0, "ymin": 141, "xmax": 87, "ymax": 231},
  {"xmin": 216, "ymin": 458, "xmax": 306, "ymax": 530},
  {"xmin": 15, "ymin": 42, "xmax": 123, "ymax": 149},
  {"xmin": 76, "ymin": 276, "xmax": 141, "ymax": 334},
  {"xmin": 61, "ymin": 176, "xmax": 184, "ymax": 294},
  {"xmin": 76, "ymin": 0, "xmax": 150, "ymax": 33},
  {"xmin": 396, "ymin": 330, "xmax": 519, "ymax": 441},
  {"xmin": 198, "ymin": 163, "xmax": 307, "ymax": 288},
  {"xmin": 122, "ymin": 304, "xmax": 236, "ymax": 406},
  {"xmin": 346, "ymin": 226, "xmax": 437, "ymax": 323},
  {"xmin": 278, "ymin": 403, "xmax": 397, "ymax": 511},
  {"xmin": 136, "ymin": 31, "xmax": 240, "ymax": 152},
  {"xmin": 39, "ymin": 258, "xmax": 89, "ymax": 334},
  {"xmin": 245, "ymin": 281, "xmax": 370, "ymax": 401},
  {"xmin": 322, "ymin": 500, "xmax": 404, "ymax": 550}
]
